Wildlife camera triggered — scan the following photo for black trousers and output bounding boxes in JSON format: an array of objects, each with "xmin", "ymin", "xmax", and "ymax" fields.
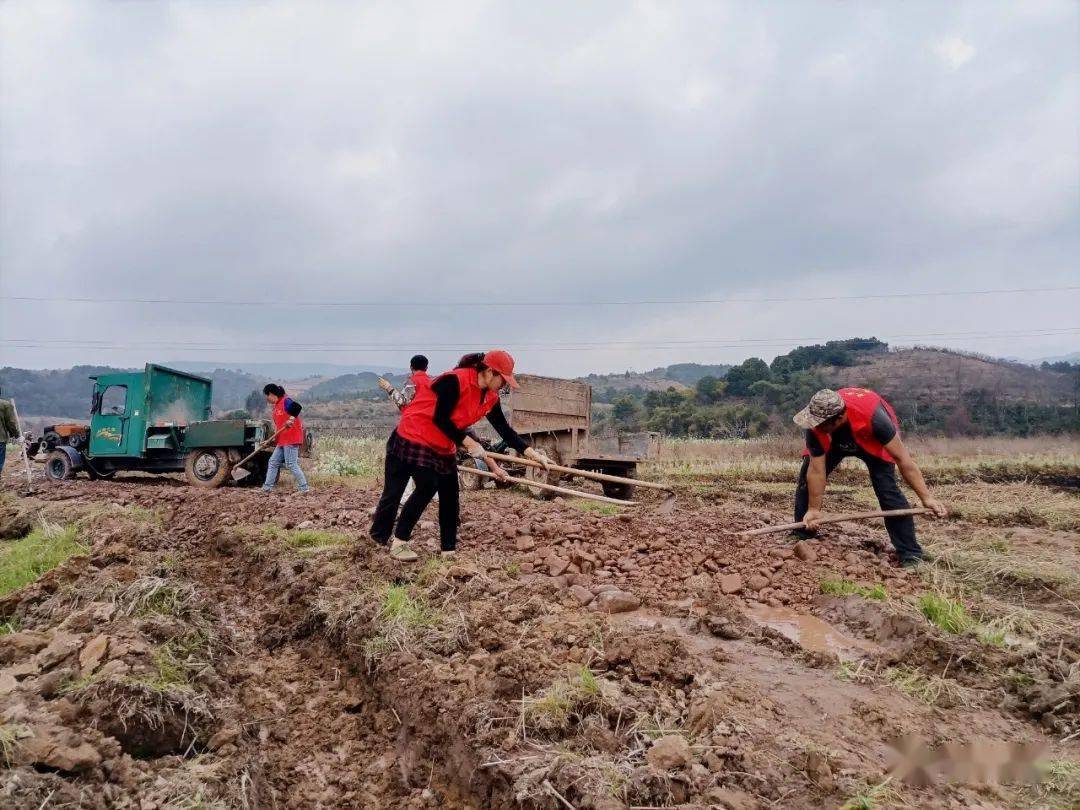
[
  {"xmin": 794, "ymin": 451, "xmax": 922, "ymax": 561},
  {"xmin": 370, "ymin": 450, "xmax": 461, "ymax": 552}
]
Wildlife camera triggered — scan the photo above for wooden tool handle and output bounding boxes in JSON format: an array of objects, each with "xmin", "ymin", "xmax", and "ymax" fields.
[
  {"xmin": 457, "ymin": 464, "xmax": 637, "ymax": 506},
  {"xmin": 737, "ymin": 507, "xmax": 929, "ymax": 537},
  {"xmin": 483, "ymin": 451, "xmax": 672, "ymax": 492},
  {"xmin": 235, "ymin": 425, "xmax": 287, "ymax": 468}
]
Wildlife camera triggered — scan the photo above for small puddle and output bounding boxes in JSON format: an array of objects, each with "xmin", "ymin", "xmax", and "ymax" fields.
[{"xmin": 747, "ymin": 604, "xmax": 880, "ymax": 660}]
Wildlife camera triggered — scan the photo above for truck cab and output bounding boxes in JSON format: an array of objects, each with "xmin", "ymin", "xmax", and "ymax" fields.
[{"xmin": 43, "ymin": 363, "xmax": 274, "ymax": 487}]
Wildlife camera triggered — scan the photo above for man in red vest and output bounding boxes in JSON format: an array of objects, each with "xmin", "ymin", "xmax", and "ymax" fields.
[
  {"xmin": 378, "ymin": 355, "xmax": 433, "ymax": 411},
  {"xmin": 793, "ymin": 388, "xmax": 947, "ymax": 566}
]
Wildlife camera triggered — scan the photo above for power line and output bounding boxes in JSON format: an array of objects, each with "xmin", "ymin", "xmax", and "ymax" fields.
[
  {"xmin": 2, "ymin": 327, "xmax": 1076, "ymax": 353},
  {"xmin": 1, "ymin": 284, "xmax": 1078, "ymax": 309}
]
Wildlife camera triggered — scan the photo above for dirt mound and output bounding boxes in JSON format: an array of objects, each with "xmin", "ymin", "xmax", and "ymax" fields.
[{"xmin": 2, "ymin": 475, "xmax": 1076, "ymax": 807}]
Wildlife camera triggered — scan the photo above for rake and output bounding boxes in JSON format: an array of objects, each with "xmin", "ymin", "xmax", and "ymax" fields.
[{"xmin": 479, "ymin": 450, "xmax": 677, "ymax": 513}]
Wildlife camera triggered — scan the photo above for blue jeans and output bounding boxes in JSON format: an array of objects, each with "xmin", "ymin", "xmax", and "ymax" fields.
[
  {"xmin": 0, "ymin": 443, "xmax": 6, "ymax": 478},
  {"xmin": 263, "ymin": 445, "xmax": 308, "ymax": 492}
]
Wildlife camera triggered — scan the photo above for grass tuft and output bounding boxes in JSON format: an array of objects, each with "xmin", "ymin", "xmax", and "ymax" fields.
[
  {"xmin": 1037, "ymin": 758, "xmax": 1080, "ymax": 805},
  {"xmin": 570, "ymin": 501, "xmax": 623, "ymax": 516},
  {"xmin": 282, "ymin": 528, "xmax": 350, "ymax": 550},
  {"xmin": 820, "ymin": 578, "xmax": 887, "ymax": 601},
  {"xmin": 0, "ymin": 723, "xmax": 24, "ymax": 767},
  {"xmin": 522, "ymin": 668, "xmax": 608, "ymax": 735},
  {"xmin": 0, "ymin": 522, "xmax": 84, "ymax": 597},
  {"xmin": 839, "ymin": 776, "xmax": 901, "ymax": 810},
  {"xmin": 917, "ymin": 592, "xmax": 974, "ymax": 635}
]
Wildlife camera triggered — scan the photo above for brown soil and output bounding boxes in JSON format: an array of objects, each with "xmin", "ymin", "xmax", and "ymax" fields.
[{"xmin": 0, "ymin": 473, "xmax": 1076, "ymax": 808}]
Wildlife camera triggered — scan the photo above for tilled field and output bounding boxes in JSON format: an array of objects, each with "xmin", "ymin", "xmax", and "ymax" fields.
[{"xmin": 0, "ymin": 466, "xmax": 1078, "ymax": 808}]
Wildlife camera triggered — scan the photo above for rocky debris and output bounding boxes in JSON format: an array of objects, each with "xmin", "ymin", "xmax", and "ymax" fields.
[
  {"xmin": 0, "ymin": 630, "xmax": 50, "ymax": 664},
  {"xmin": 793, "ymin": 541, "xmax": 817, "ymax": 563},
  {"xmin": 78, "ymin": 635, "xmax": 109, "ymax": 674},
  {"xmin": 0, "ymin": 670, "xmax": 17, "ymax": 696},
  {"xmin": 705, "ymin": 786, "xmax": 757, "ymax": 810},
  {"xmin": 514, "ymin": 535, "xmax": 536, "ymax": 552},
  {"xmin": 593, "ymin": 590, "xmax": 640, "ymax": 614},
  {"xmin": 0, "ymin": 505, "xmax": 33, "ymax": 540},
  {"xmin": 35, "ymin": 632, "xmax": 83, "ymax": 670},
  {"xmin": 705, "ymin": 615, "xmax": 745, "ymax": 640},
  {"xmin": 568, "ymin": 585, "xmax": 595, "ymax": 606},
  {"xmin": 646, "ymin": 734, "xmax": 692, "ymax": 770},
  {"xmin": 719, "ymin": 574, "xmax": 743, "ymax": 595},
  {"xmin": 207, "ymin": 726, "xmax": 241, "ymax": 751},
  {"xmin": 17, "ymin": 724, "xmax": 102, "ymax": 773},
  {"xmin": 746, "ymin": 574, "xmax": 770, "ymax": 592},
  {"xmin": 805, "ymin": 749, "xmax": 834, "ymax": 788},
  {"xmin": 548, "ymin": 557, "xmax": 570, "ymax": 577}
]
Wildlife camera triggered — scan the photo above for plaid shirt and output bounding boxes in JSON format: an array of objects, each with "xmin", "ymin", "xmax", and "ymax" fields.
[{"xmin": 387, "ymin": 429, "xmax": 456, "ymax": 475}]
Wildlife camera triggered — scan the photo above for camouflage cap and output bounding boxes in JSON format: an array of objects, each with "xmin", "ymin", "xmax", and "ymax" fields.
[{"xmin": 793, "ymin": 389, "xmax": 845, "ymax": 429}]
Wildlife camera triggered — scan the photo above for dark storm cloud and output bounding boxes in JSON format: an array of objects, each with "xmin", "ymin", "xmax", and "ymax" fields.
[{"xmin": 1, "ymin": 0, "xmax": 1077, "ymax": 374}]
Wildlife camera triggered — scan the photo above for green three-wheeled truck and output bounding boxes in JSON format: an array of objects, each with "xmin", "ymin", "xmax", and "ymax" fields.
[{"xmin": 27, "ymin": 364, "xmax": 288, "ymax": 488}]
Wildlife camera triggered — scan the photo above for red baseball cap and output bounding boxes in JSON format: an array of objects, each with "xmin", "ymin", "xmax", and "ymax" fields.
[{"xmin": 483, "ymin": 350, "xmax": 519, "ymax": 390}]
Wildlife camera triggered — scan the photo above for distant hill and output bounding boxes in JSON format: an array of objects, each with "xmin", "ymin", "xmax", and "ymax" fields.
[
  {"xmin": 167, "ymin": 361, "xmax": 401, "ymax": 378},
  {"xmin": 306, "ymin": 372, "xmax": 407, "ymax": 401},
  {"xmin": 823, "ymin": 347, "xmax": 1075, "ymax": 406},
  {"xmin": 580, "ymin": 362, "xmax": 732, "ymax": 400}
]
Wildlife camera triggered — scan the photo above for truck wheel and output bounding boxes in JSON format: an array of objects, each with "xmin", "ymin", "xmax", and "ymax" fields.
[
  {"xmin": 524, "ymin": 465, "xmax": 562, "ymax": 500},
  {"xmin": 458, "ymin": 458, "xmax": 485, "ymax": 491},
  {"xmin": 44, "ymin": 450, "xmax": 76, "ymax": 481},
  {"xmin": 184, "ymin": 449, "xmax": 231, "ymax": 488}
]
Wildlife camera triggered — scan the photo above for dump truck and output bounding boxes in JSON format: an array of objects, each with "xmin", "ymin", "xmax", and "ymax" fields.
[
  {"xmin": 465, "ymin": 374, "xmax": 658, "ymax": 499},
  {"xmin": 32, "ymin": 364, "xmax": 277, "ymax": 488}
]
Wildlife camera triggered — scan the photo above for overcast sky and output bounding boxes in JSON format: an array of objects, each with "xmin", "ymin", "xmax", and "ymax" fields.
[{"xmin": 1, "ymin": 0, "xmax": 1077, "ymax": 377}]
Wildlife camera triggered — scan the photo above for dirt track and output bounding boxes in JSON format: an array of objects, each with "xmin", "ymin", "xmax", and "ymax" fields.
[{"xmin": 1, "ymin": 472, "xmax": 1078, "ymax": 808}]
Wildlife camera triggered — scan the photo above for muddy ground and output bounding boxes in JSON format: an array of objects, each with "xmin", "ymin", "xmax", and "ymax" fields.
[{"xmin": 0, "ymin": 459, "xmax": 1077, "ymax": 808}]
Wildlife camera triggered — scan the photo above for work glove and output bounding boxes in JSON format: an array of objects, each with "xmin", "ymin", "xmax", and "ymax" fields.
[
  {"xmin": 377, "ymin": 377, "xmax": 393, "ymax": 393},
  {"xmin": 523, "ymin": 447, "xmax": 552, "ymax": 471}
]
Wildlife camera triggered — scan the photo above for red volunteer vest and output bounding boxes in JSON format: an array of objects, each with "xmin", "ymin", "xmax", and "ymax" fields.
[
  {"xmin": 272, "ymin": 397, "xmax": 305, "ymax": 446},
  {"xmin": 410, "ymin": 371, "xmax": 433, "ymax": 393},
  {"xmin": 805, "ymin": 388, "xmax": 898, "ymax": 462},
  {"xmin": 397, "ymin": 367, "xmax": 498, "ymax": 455}
]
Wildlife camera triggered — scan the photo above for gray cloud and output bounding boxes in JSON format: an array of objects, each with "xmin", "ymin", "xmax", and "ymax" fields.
[{"xmin": 1, "ymin": 0, "xmax": 1077, "ymax": 376}]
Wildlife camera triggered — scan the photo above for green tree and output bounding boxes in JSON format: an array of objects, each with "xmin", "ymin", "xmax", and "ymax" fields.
[
  {"xmin": 612, "ymin": 395, "xmax": 641, "ymax": 429},
  {"xmin": 695, "ymin": 375, "xmax": 724, "ymax": 404},
  {"xmin": 724, "ymin": 357, "xmax": 771, "ymax": 396}
]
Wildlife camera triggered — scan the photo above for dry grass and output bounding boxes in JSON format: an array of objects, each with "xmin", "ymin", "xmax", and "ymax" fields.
[
  {"xmin": 884, "ymin": 666, "xmax": 975, "ymax": 708},
  {"xmin": 521, "ymin": 667, "xmax": 607, "ymax": 735},
  {"xmin": 922, "ymin": 535, "xmax": 1080, "ymax": 601},
  {"xmin": 641, "ymin": 435, "xmax": 1080, "ymax": 486},
  {"xmin": 316, "ymin": 576, "xmax": 467, "ymax": 668}
]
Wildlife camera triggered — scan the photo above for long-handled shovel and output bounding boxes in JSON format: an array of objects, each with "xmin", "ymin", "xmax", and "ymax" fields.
[
  {"xmin": 231, "ymin": 425, "xmax": 287, "ymax": 482},
  {"xmin": 457, "ymin": 464, "xmax": 637, "ymax": 506},
  {"xmin": 737, "ymin": 507, "xmax": 929, "ymax": 538},
  {"xmin": 483, "ymin": 450, "xmax": 677, "ymax": 514},
  {"xmin": 10, "ymin": 398, "xmax": 33, "ymax": 490}
]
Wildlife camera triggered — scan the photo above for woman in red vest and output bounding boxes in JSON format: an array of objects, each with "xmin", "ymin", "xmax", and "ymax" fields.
[
  {"xmin": 793, "ymin": 388, "xmax": 947, "ymax": 566},
  {"xmin": 370, "ymin": 350, "xmax": 550, "ymax": 561},
  {"xmin": 261, "ymin": 383, "xmax": 309, "ymax": 494}
]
